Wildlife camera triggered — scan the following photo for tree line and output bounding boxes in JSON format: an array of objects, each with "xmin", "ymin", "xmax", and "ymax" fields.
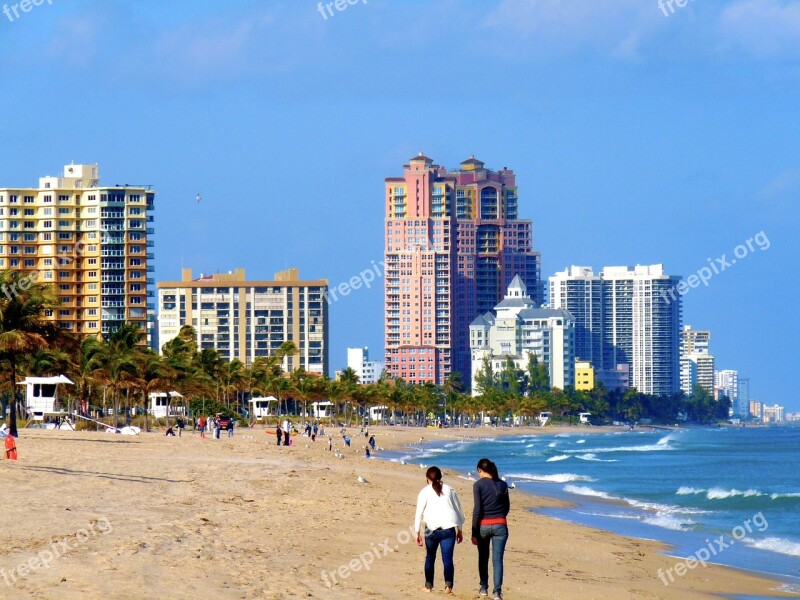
[{"xmin": 0, "ymin": 271, "xmax": 731, "ymax": 437}]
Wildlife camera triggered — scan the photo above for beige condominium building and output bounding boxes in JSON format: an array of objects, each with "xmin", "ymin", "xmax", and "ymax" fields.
[
  {"xmin": 0, "ymin": 164, "xmax": 155, "ymax": 341},
  {"xmin": 157, "ymin": 268, "xmax": 328, "ymax": 374}
]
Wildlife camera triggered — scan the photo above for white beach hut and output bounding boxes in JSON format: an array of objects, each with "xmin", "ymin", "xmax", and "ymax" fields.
[{"xmin": 18, "ymin": 375, "xmax": 74, "ymax": 421}]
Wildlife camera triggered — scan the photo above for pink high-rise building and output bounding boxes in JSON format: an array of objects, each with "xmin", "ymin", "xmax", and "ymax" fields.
[{"xmin": 384, "ymin": 154, "xmax": 541, "ymax": 386}]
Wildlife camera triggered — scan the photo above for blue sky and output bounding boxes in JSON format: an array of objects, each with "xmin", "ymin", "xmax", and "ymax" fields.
[{"xmin": 1, "ymin": 0, "xmax": 798, "ymax": 409}]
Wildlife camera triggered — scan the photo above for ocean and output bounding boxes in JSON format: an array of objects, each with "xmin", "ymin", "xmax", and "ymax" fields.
[{"xmin": 390, "ymin": 426, "xmax": 800, "ymax": 597}]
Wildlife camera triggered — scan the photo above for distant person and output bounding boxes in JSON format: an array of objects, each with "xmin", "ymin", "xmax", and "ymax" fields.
[
  {"xmin": 327, "ymin": 437, "xmax": 332, "ymax": 452},
  {"xmin": 365, "ymin": 445, "xmax": 371, "ymax": 458},
  {"xmin": 198, "ymin": 416, "xmax": 207, "ymax": 439},
  {"xmin": 472, "ymin": 458, "xmax": 510, "ymax": 600},
  {"xmin": 227, "ymin": 419, "xmax": 234, "ymax": 438},
  {"xmin": 414, "ymin": 466, "xmax": 465, "ymax": 594},
  {"xmin": 165, "ymin": 427, "xmax": 175, "ymax": 437},
  {"xmin": 369, "ymin": 435, "xmax": 376, "ymax": 450},
  {"xmin": 176, "ymin": 418, "xmax": 185, "ymax": 437},
  {"xmin": 313, "ymin": 422, "xmax": 319, "ymax": 438},
  {"xmin": 276, "ymin": 424, "xmax": 283, "ymax": 446},
  {"xmin": 282, "ymin": 419, "xmax": 291, "ymax": 446},
  {"xmin": 343, "ymin": 435, "xmax": 351, "ymax": 447}
]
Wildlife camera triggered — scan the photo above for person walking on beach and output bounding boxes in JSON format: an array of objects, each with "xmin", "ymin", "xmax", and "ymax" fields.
[
  {"xmin": 282, "ymin": 418, "xmax": 291, "ymax": 446},
  {"xmin": 227, "ymin": 419, "xmax": 234, "ymax": 438},
  {"xmin": 276, "ymin": 423, "xmax": 282, "ymax": 446},
  {"xmin": 176, "ymin": 417, "xmax": 185, "ymax": 437},
  {"xmin": 414, "ymin": 466, "xmax": 465, "ymax": 594},
  {"xmin": 471, "ymin": 458, "xmax": 510, "ymax": 600}
]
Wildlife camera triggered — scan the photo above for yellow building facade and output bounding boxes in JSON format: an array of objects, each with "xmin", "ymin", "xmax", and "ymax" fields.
[
  {"xmin": 575, "ymin": 360, "xmax": 595, "ymax": 391},
  {"xmin": 0, "ymin": 164, "xmax": 154, "ymax": 341}
]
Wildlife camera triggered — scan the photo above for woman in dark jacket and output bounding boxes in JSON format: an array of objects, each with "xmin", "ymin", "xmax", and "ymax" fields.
[{"xmin": 471, "ymin": 458, "xmax": 510, "ymax": 600}]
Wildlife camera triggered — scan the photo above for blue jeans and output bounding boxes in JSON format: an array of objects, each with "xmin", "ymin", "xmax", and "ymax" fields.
[
  {"xmin": 478, "ymin": 524, "xmax": 508, "ymax": 595},
  {"xmin": 424, "ymin": 527, "xmax": 457, "ymax": 589}
]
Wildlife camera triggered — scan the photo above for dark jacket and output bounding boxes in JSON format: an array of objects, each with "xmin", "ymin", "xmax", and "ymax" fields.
[{"xmin": 472, "ymin": 477, "xmax": 510, "ymax": 537}]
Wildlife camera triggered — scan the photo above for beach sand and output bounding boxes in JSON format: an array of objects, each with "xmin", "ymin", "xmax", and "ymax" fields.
[{"xmin": 0, "ymin": 425, "xmax": 791, "ymax": 599}]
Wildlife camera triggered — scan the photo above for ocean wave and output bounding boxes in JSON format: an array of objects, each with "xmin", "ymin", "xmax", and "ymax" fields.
[
  {"xmin": 642, "ymin": 513, "xmax": 695, "ymax": 531},
  {"xmin": 564, "ymin": 486, "xmax": 709, "ymax": 515},
  {"xmin": 563, "ymin": 485, "xmax": 617, "ymax": 499},
  {"xmin": 565, "ymin": 442, "xmax": 674, "ymax": 454},
  {"xmin": 547, "ymin": 442, "xmax": 558, "ymax": 447},
  {"xmin": 770, "ymin": 492, "xmax": 800, "ymax": 500},
  {"xmin": 546, "ymin": 455, "xmax": 570, "ymax": 462},
  {"xmin": 575, "ymin": 453, "xmax": 618, "ymax": 463},
  {"xmin": 676, "ymin": 487, "xmax": 705, "ymax": 495},
  {"xmin": 576, "ymin": 439, "xmax": 586, "ymax": 444},
  {"xmin": 743, "ymin": 536, "xmax": 800, "ymax": 557},
  {"xmin": 508, "ymin": 473, "xmax": 596, "ymax": 483},
  {"xmin": 706, "ymin": 487, "xmax": 766, "ymax": 500}
]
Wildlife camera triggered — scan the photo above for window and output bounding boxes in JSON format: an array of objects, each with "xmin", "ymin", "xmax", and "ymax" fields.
[
  {"xmin": 23, "ymin": 259, "xmax": 34, "ymax": 267},
  {"xmin": 129, "ymin": 258, "xmax": 141, "ymax": 266},
  {"xmin": 23, "ymin": 196, "xmax": 34, "ymax": 204},
  {"xmin": 58, "ymin": 195, "xmax": 69, "ymax": 203},
  {"xmin": 130, "ymin": 283, "xmax": 142, "ymax": 292},
  {"xmin": 24, "ymin": 209, "xmax": 34, "ymax": 216},
  {"xmin": 58, "ymin": 208, "xmax": 70, "ymax": 215}
]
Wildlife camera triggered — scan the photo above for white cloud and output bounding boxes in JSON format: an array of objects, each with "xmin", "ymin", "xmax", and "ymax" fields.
[
  {"xmin": 718, "ymin": 0, "xmax": 800, "ymax": 59},
  {"xmin": 482, "ymin": 0, "xmax": 660, "ymax": 60}
]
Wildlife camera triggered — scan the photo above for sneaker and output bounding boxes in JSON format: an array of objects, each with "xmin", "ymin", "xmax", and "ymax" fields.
[
  {"xmin": 479, "ymin": 587, "xmax": 489, "ymax": 596},
  {"xmin": 493, "ymin": 593, "xmax": 503, "ymax": 600}
]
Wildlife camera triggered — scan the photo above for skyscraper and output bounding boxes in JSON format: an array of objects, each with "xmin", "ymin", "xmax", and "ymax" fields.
[
  {"xmin": 550, "ymin": 264, "xmax": 682, "ymax": 396},
  {"xmin": 384, "ymin": 154, "xmax": 541, "ymax": 385},
  {"xmin": 549, "ymin": 266, "xmax": 603, "ymax": 367},
  {"xmin": 0, "ymin": 164, "xmax": 155, "ymax": 342},
  {"xmin": 680, "ymin": 325, "xmax": 715, "ymax": 395}
]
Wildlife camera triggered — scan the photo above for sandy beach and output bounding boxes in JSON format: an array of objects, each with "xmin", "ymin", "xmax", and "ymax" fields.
[{"xmin": 0, "ymin": 425, "xmax": 792, "ymax": 599}]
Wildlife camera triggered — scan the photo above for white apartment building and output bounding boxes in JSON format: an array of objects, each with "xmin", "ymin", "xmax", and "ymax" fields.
[
  {"xmin": 550, "ymin": 264, "xmax": 682, "ymax": 396},
  {"xmin": 600, "ymin": 265, "xmax": 682, "ymax": 396},
  {"xmin": 470, "ymin": 276, "xmax": 575, "ymax": 393},
  {"xmin": 346, "ymin": 347, "xmax": 385, "ymax": 384}
]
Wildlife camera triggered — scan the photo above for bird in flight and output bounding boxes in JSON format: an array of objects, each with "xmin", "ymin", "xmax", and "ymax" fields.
[{"xmin": 196, "ymin": 194, "xmax": 202, "ymax": 203}]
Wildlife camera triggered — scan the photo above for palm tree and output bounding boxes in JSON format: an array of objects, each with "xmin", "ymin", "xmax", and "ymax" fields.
[
  {"xmin": 133, "ymin": 349, "xmax": 175, "ymax": 431},
  {"xmin": 0, "ymin": 271, "xmax": 60, "ymax": 437},
  {"xmin": 440, "ymin": 372, "xmax": 463, "ymax": 425},
  {"xmin": 90, "ymin": 323, "xmax": 143, "ymax": 428}
]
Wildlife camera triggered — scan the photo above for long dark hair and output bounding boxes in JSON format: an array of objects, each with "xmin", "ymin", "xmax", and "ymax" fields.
[
  {"xmin": 476, "ymin": 458, "xmax": 500, "ymax": 481},
  {"xmin": 426, "ymin": 466, "xmax": 444, "ymax": 496}
]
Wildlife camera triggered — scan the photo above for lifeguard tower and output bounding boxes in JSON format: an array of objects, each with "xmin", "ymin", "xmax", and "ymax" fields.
[
  {"xmin": 148, "ymin": 391, "xmax": 185, "ymax": 419},
  {"xmin": 18, "ymin": 375, "xmax": 74, "ymax": 421},
  {"xmin": 311, "ymin": 401, "xmax": 332, "ymax": 419},
  {"xmin": 249, "ymin": 396, "xmax": 278, "ymax": 419}
]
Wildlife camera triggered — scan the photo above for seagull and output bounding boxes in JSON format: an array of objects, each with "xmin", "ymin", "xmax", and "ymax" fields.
[
  {"xmin": 357, "ymin": 476, "xmax": 369, "ymax": 484},
  {"xmin": 400, "ymin": 460, "xmax": 406, "ymax": 465},
  {"xmin": 510, "ymin": 483, "xmax": 516, "ymax": 489},
  {"xmin": 196, "ymin": 193, "xmax": 202, "ymax": 203}
]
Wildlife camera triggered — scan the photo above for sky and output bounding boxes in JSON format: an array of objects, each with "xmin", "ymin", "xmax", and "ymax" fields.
[{"xmin": 0, "ymin": 0, "xmax": 798, "ymax": 409}]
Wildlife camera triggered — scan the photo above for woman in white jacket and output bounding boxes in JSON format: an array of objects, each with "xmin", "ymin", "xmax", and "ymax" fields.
[{"xmin": 414, "ymin": 466, "xmax": 465, "ymax": 594}]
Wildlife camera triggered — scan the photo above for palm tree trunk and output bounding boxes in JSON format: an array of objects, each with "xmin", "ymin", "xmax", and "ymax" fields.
[{"xmin": 8, "ymin": 353, "xmax": 18, "ymax": 437}]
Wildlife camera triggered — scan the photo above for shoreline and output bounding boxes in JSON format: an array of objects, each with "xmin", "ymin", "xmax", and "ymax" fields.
[
  {"xmin": 0, "ymin": 425, "xmax": 794, "ymax": 599},
  {"xmin": 379, "ymin": 425, "xmax": 798, "ymax": 598}
]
